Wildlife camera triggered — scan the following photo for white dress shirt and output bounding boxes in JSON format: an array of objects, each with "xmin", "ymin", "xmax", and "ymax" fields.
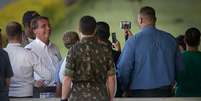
[
  {"xmin": 59, "ymin": 57, "xmax": 66, "ymax": 84},
  {"xmin": 25, "ymin": 38, "xmax": 62, "ymax": 86},
  {"xmin": 4, "ymin": 43, "xmax": 52, "ymax": 97}
]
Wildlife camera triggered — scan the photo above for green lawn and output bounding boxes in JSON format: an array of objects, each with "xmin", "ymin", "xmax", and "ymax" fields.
[{"xmin": 51, "ymin": 0, "xmax": 201, "ymax": 56}]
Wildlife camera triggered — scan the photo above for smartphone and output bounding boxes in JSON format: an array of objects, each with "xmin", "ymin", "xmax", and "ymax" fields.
[
  {"xmin": 112, "ymin": 32, "xmax": 117, "ymax": 43},
  {"xmin": 120, "ymin": 21, "xmax": 131, "ymax": 29}
]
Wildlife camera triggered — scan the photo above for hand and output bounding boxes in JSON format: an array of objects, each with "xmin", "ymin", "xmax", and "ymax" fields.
[
  {"xmin": 123, "ymin": 28, "xmax": 133, "ymax": 38},
  {"xmin": 112, "ymin": 41, "xmax": 121, "ymax": 52},
  {"xmin": 34, "ymin": 80, "xmax": 46, "ymax": 87}
]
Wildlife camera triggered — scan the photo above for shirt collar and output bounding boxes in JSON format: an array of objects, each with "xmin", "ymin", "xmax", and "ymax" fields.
[
  {"xmin": 6, "ymin": 43, "xmax": 22, "ymax": 48},
  {"xmin": 141, "ymin": 25, "xmax": 155, "ymax": 32},
  {"xmin": 35, "ymin": 38, "xmax": 52, "ymax": 48}
]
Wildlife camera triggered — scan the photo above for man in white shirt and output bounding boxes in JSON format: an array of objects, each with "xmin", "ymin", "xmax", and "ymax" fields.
[
  {"xmin": 25, "ymin": 16, "xmax": 62, "ymax": 98},
  {"xmin": 4, "ymin": 21, "xmax": 52, "ymax": 98}
]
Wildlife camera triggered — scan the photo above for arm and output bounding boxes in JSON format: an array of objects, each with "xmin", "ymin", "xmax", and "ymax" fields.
[
  {"xmin": 5, "ymin": 78, "xmax": 11, "ymax": 88},
  {"xmin": 106, "ymin": 75, "xmax": 116, "ymax": 101},
  {"xmin": 117, "ymin": 38, "xmax": 135, "ymax": 91},
  {"xmin": 61, "ymin": 76, "xmax": 72, "ymax": 100},
  {"xmin": 30, "ymin": 52, "xmax": 52, "ymax": 86},
  {"xmin": 4, "ymin": 51, "xmax": 13, "ymax": 87},
  {"xmin": 61, "ymin": 47, "xmax": 76, "ymax": 100}
]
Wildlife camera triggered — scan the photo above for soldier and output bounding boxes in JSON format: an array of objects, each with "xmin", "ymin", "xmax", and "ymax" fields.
[{"xmin": 61, "ymin": 16, "xmax": 116, "ymax": 101}]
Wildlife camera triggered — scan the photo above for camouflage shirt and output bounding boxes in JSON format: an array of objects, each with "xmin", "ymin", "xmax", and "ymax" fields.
[{"xmin": 65, "ymin": 36, "xmax": 115, "ymax": 101}]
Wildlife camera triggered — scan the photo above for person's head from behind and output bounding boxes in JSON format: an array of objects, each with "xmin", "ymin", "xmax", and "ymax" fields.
[
  {"xmin": 79, "ymin": 15, "xmax": 96, "ymax": 36},
  {"xmin": 138, "ymin": 6, "xmax": 156, "ymax": 28},
  {"xmin": 22, "ymin": 10, "xmax": 40, "ymax": 39},
  {"xmin": 96, "ymin": 21, "xmax": 110, "ymax": 41},
  {"xmin": 184, "ymin": 27, "xmax": 201, "ymax": 49},
  {"xmin": 63, "ymin": 31, "xmax": 79, "ymax": 49},
  {"xmin": 31, "ymin": 16, "xmax": 51, "ymax": 45},
  {"xmin": 6, "ymin": 21, "xmax": 22, "ymax": 43},
  {"xmin": 176, "ymin": 35, "xmax": 186, "ymax": 52}
]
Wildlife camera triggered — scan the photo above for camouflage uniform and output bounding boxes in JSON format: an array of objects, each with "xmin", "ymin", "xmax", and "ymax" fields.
[{"xmin": 64, "ymin": 36, "xmax": 115, "ymax": 101}]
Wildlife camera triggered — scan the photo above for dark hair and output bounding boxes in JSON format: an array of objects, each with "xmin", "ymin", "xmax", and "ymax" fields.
[
  {"xmin": 176, "ymin": 35, "xmax": 186, "ymax": 50},
  {"xmin": 6, "ymin": 21, "xmax": 22, "ymax": 37},
  {"xmin": 31, "ymin": 16, "xmax": 49, "ymax": 30},
  {"xmin": 185, "ymin": 27, "xmax": 201, "ymax": 47},
  {"xmin": 140, "ymin": 6, "xmax": 156, "ymax": 21},
  {"xmin": 96, "ymin": 22, "xmax": 110, "ymax": 40},
  {"xmin": 79, "ymin": 16, "xmax": 96, "ymax": 35},
  {"xmin": 22, "ymin": 10, "xmax": 40, "ymax": 27},
  {"xmin": 63, "ymin": 31, "xmax": 79, "ymax": 49}
]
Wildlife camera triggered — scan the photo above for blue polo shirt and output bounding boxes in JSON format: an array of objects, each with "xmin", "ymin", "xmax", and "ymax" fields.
[
  {"xmin": 117, "ymin": 26, "xmax": 183, "ymax": 90},
  {"xmin": 0, "ymin": 49, "xmax": 13, "ymax": 101}
]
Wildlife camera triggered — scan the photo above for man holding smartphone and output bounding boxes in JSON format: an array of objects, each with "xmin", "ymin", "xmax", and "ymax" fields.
[{"xmin": 117, "ymin": 6, "xmax": 183, "ymax": 97}]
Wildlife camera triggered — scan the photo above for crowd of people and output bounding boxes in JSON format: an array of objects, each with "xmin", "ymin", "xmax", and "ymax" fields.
[{"xmin": 0, "ymin": 6, "xmax": 201, "ymax": 101}]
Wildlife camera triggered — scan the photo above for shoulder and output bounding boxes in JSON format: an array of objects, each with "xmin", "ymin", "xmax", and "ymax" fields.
[
  {"xmin": 0, "ymin": 49, "xmax": 9, "ymax": 56},
  {"xmin": 25, "ymin": 40, "xmax": 37, "ymax": 50}
]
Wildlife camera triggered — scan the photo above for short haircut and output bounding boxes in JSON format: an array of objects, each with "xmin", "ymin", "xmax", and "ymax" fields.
[
  {"xmin": 139, "ymin": 6, "xmax": 156, "ymax": 21},
  {"xmin": 63, "ymin": 31, "xmax": 79, "ymax": 49},
  {"xmin": 96, "ymin": 21, "xmax": 110, "ymax": 40},
  {"xmin": 22, "ymin": 10, "xmax": 40, "ymax": 27},
  {"xmin": 185, "ymin": 27, "xmax": 201, "ymax": 47},
  {"xmin": 31, "ymin": 16, "xmax": 49, "ymax": 30},
  {"xmin": 6, "ymin": 21, "xmax": 22, "ymax": 37},
  {"xmin": 79, "ymin": 16, "xmax": 96, "ymax": 35},
  {"xmin": 176, "ymin": 35, "xmax": 186, "ymax": 50}
]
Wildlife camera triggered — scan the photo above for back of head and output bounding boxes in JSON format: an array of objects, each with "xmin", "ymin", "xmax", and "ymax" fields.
[
  {"xmin": 96, "ymin": 21, "xmax": 110, "ymax": 40},
  {"xmin": 63, "ymin": 31, "xmax": 79, "ymax": 49},
  {"xmin": 185, "ymin": 27, "xmax": 201, "ymax": 47},
  {"xmin": 176, "ymin": 35, "xmax": 186, "ymax": 50},
  {"xmin": 79, "ymin": 15, "xmax": 96, "ymax": 35},
  {"xmin": 6, "ymin": 21, "xmax": 22, "ymax": 38},
  {"xmin": 139, "ymin": 6, "xmax": 156, "ymax": 23},
  {"xmin": 22, "ymin": 10, "xmax": 40, "ymax": 27}
]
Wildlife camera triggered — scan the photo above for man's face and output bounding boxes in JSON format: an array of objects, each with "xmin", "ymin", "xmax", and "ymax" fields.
[{"xmin": 33, "ymin": 19, "xmax": 51, "ymax": 43}]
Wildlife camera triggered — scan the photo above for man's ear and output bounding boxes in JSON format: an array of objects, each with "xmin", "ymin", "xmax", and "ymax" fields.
[{"xmin": 139, "ymin": 17, "xmax": 143, "ymax": 24}]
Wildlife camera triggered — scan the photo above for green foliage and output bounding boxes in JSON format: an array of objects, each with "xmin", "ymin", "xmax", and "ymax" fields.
[{"xmin": 0, "ymin": 0, "xmax": 70, "ymax": 47}]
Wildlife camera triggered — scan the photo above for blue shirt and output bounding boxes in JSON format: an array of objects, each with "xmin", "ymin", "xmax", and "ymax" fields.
[{"xmin": 117, "ymin": 26, "xmax": 183, "ymax": 90}]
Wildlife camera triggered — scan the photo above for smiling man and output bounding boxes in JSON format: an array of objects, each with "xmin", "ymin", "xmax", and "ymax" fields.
[{"xmin": 25, "ymin": 16, "xmax": 62, "ymax": 98}]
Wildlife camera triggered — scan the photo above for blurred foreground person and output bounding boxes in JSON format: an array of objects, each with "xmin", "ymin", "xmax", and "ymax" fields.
[{"xmin": 0, "ymin": 29, "xmax": 13, "ymax": 101}]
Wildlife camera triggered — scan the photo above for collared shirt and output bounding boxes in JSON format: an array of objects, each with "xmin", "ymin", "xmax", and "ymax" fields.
[
  {"xmin": 4, "ymin": 43, "xmax": 51, "ymax": 97},
  {"xmin": 117, "ymin": 26, "xmax": 183, "ymax": 90},
  {"xmin": 25, "ymin": 38, "xmax": 62, "ymax": 86},
  {"xmin": 0, "ymin": 49, "xmax": 13, "ymax": 101}
]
